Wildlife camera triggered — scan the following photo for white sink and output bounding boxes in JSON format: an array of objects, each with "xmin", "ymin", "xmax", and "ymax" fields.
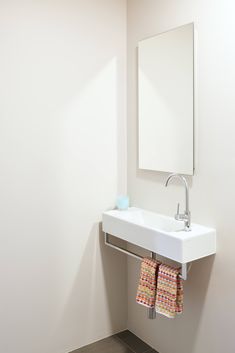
[{"xmin": 102, "ymin": 207, "xmax": 216, "ymax": 263}]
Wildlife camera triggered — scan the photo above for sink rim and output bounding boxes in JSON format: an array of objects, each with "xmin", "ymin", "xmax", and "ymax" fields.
[{"xmin": 103, "ymin": 207, "xmax": 216, "ymax": 239}]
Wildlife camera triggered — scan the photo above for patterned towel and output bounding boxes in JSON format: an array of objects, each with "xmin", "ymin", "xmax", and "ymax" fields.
[
  {"xmin": 155, "ymin": 264, "xmax": 183, "ymax": 318},
  {"xmin": 136, "ymin": 257, "xmax": 160, "ymax": 308}
]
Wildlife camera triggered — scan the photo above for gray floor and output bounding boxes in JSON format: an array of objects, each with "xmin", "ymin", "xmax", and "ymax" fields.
[{"xmin": 70, "ymin": 330, "xmax": 158, "ymax": 353}]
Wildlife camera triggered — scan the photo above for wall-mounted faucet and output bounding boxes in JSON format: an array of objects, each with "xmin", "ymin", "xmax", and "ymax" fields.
[{"xmin": 165, "ymin": 173, "xmax": 191, "ymax": 231}]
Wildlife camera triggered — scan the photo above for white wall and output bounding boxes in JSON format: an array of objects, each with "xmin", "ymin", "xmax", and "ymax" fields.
[
  {"xmin": 127, "ymin": 1, "xmax": 235, "ymax": 353},
  {"xmin": 0, "ymin": 1, "xmax": 127, "ymax": 353}
]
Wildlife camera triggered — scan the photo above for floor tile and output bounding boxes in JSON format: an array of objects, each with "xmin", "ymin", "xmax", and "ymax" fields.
[
  {"xmin": 70, "ymin": 335, "xmax": 134, "ymax": 353},
  {"xmin": 116, "ymin": 330, "xmax": 152, "ymax": 353}
]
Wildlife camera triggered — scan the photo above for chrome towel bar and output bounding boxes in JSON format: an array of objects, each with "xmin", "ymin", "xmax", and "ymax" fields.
[{"xmin": 104, "ymin": 232, "xmax": 191, "ymax": 281}]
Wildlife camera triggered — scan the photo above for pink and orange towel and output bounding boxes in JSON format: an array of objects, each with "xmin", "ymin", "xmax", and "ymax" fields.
[
  {"xmin": 136, "ymin": 259, "xmax": 183, "ymax": 318},
  {"xmin": 136, "ymin": 257, "xmax": 160, "ymax": 308},
  {"xmin": 155, "ymin": 264, "xmax": 183, "ymax": 318}
]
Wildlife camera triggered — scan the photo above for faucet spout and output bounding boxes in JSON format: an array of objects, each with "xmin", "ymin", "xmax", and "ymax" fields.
[{"xmin": 165, "ymin": 173, "xmax": 191, "ymax": 231}]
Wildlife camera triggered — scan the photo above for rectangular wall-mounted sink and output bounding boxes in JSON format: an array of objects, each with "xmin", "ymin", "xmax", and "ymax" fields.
[{"xmin": 102, "ymin": 207, "xmax": 216, "ymax": 263}]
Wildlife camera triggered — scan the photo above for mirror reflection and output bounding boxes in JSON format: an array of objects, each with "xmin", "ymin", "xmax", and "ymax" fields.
[{"xmin": 138, "ymin": 23, "xmax": 194, "ymax": 175}]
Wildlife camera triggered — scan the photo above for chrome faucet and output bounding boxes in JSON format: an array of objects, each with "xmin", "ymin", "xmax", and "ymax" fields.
[{"xmin": 165, "ymin": 173, "xmax": 191, "ymax": 231}]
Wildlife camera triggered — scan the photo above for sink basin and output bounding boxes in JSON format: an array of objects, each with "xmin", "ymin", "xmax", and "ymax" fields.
[{"xmin": 102, "ymin": 207, "xmax": 216, "ymax": 263}]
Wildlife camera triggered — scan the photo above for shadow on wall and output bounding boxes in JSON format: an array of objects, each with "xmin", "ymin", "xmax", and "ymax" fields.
[
  {"xmin": 170, "ymin": 255, "xmax": 215, "ymax": 353},
  {"xmin": 136, "ymin": 168, "xmax": 193, "ymax": 188},
  {"xmin": 98, "ymin": 224, "xmax": 128, "ymax": 332},
  {"xmin": 53, "ymin": 223, "xmax": 127, "ymax": 353},
  {"xmin": 129, "ymin": 254, "xmax": 215, "ymax": 353}
]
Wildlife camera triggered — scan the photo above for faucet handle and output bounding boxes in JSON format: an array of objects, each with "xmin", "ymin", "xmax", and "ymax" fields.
[
  {"xmin": 175, "ymin": 203, "xmax": 183, "ymax": 221},
  {"xmin": 176, "ymin": 203, "xmax": 180, "ymax": 216}
]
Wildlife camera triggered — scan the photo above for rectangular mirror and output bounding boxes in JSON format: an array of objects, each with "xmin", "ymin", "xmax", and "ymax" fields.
[{"xmin": 138, "ymin": 23, "xmax": 194, "ymax": 175}]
